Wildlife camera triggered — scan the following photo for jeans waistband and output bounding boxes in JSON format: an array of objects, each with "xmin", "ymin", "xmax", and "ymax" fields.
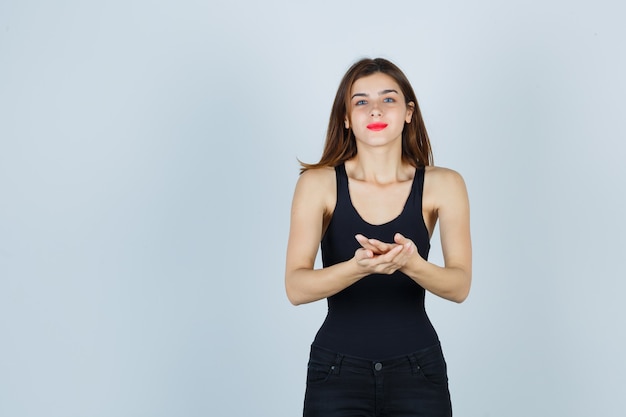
[{"xmin": 309, "ymin": 342, "xmax": 443, "ymax": 374}]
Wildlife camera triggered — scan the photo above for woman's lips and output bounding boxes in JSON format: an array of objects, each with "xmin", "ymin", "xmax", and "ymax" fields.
[{"xmin": 367, "ymin": 122, "xmax": 388, "ymax": 131}]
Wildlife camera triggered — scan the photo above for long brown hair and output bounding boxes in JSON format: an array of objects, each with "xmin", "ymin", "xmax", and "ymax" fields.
[{"xmin": 300, "ymin": 58, "xmax": 433, "ymax": 173}]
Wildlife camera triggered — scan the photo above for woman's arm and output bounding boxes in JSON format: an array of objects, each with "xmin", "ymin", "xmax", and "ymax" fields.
[
  {"xmin": 284, "ymin": 169, "xmax": 408, "ymax": 305},
  {"xmin": 284, "ymin": 168, "xmax": 360, "ymax": 305},
  {"xmin": 400, "ymin": 167, "xmax": 472, "ymax": 303}
]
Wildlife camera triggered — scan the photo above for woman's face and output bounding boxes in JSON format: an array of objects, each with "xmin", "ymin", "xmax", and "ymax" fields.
[{"xmin": 345, "ymin": 72, "xmax": 414, "ymax": 148}]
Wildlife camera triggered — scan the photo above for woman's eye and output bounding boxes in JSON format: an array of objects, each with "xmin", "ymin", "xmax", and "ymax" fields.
[
  {"xmin": 383, "ymin": 97, "xmax": 395, "ymax": 103},
  {"xmin": 355, "ymin": 100, "xmax": 367, "ymax": 106}
]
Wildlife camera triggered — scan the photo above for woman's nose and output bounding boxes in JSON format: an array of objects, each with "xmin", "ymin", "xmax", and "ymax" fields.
[{"xmin": 370, "ymin": 105, "xmax": 382, "ymax": 117}]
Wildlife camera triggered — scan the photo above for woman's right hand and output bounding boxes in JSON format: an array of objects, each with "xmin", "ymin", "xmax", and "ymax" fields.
[{"xmin": 353, "ymin": 233, "xmax": 415, "ymax": 275}]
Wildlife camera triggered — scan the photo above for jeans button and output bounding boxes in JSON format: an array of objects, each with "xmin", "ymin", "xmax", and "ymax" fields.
[{"xmin": 374, "ymin": 362, "xmax": 383, "ymax": 371}]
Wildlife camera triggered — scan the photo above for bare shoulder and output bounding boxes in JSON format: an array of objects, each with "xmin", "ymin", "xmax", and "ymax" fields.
[
  {"xmin": 297, "ymin": 166, "xmax": 336, "ymax": 186},
  {"xmin": 295, "ymin": 166, "xmax": 336, "ymax": 195},
  {"xmin": 424, "ymin": 165, "xmax": 465, "ymax": 184},
  {"xmin": 293, "ymin": 166, "xmax": 337, "ymax": 212},
  {"xmin": 423, "ymin": 166, "xmax": 469, "ymax": 208}
]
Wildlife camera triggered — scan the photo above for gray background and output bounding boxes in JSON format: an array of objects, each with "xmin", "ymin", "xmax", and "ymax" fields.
[{"xmin": 1, "ymin": 0, "xmax": 625, "ymax": 416}]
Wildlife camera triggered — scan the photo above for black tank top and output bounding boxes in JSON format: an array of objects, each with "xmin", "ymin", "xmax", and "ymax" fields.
[{"xmin": 313, "ymin": 163, "xmax": 439, "ymax": 359}]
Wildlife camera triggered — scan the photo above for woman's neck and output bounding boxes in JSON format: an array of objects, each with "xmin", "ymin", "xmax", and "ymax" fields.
[{"xmin": 346, "ymin": 148, "xmax": 412, "ymax": 184}]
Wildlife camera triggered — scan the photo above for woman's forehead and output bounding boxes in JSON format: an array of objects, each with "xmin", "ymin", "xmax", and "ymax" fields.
[{"xmin": 351, "ymin": 73, "xmax": 402, "ymax": 95}]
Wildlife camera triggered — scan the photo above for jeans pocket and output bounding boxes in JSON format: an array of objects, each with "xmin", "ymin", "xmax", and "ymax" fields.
[
  {"xmin": 306, "ymin": 361, "xmax": 334, "ymax": 384},
  {"xmin": 414, "ymin": 345, "xmax": 449, "ymax": 387}
]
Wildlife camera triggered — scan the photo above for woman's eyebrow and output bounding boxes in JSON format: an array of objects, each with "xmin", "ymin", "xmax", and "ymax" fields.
[
  {"xmin": 351, "ymin": 89, "xmax": 399, "ymax": 100},
  {"xmin": 351, "ymin": 92, "xmax": 368, "ymax": 99}
]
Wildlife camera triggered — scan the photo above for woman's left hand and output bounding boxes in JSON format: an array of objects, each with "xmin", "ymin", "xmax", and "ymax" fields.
[{"xmin": 355, "ymin": 233, "xmax": 421, "ymax": 270}]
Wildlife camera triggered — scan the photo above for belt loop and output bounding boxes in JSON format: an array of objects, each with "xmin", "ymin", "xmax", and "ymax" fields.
[
  {"xmin": 331, "ymin": 353, "xmax": 343, "ymax": 375},
  {"xmin": 408, "ymin": 353, "xmax": 420, "ymax": 374}
]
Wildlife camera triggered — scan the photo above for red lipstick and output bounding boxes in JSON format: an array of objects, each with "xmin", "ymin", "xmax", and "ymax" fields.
[{"xmin": 367, "ymin": 122, "xmax": 388, "ymax": 131}]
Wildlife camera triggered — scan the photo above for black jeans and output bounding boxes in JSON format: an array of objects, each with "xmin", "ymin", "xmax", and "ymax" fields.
[{"xmin": 303, "ymin": 343, "xmax": 452, "ymax": 417}]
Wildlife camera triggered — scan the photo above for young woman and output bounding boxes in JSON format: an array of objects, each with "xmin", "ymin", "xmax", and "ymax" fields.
[{"xmin": 285, "ymin": 58, "xmax": 472, "ymax": 417}]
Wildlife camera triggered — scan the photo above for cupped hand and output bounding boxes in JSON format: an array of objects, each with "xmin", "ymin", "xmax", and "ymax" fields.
[
  {"xmin": 354, "ymin": 234, "xmax": 398, "ymax": 255},
  {"xmin": 353, "ymin": 233, "xmax": 417, "ymax": 275}
]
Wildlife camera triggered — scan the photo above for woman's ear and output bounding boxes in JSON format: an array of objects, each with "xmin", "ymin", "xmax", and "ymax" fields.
[
  {"xmin": 344, "ymin": 118, "xmax": 350, "ymax": 129},
  {"xmin": 406, "ymin": 102, "xmax": 415, "ymax": 123}
]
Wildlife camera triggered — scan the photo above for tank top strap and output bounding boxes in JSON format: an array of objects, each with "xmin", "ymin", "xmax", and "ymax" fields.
[
  {"xmin": 335, "ymin": 163, "xmax": 349, "ymax": 203},
  {"xmin": 408, "ymin": 166, "xmax": 426, "ymax": 210}
]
